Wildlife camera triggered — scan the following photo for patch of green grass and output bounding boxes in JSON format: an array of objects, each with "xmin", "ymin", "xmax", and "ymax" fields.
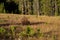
[
  {"xmin": 0, "ymin": 27, "xmax": 6, "ymax": 36},
  {"xmin": 53, "ymin": 35, "xmax": 57, "ymax": 40}
]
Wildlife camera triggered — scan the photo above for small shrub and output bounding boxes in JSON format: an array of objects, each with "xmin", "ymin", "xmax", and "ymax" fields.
[
  {"xmin": 33, "ymin": 28, "xmax": 43, "ymax": 38},
  {"xmin": 37, "ymin": 28, "xmax": 40, "ymax": 33},
  {"xmin": 0, "ymin": 27, "xmax": 6, "ymax": 38},
  {"xmin": 10, "ymin": 26, "xmax": 16, "ymax": 35},
  {"xmin": 53, "ymin": 35, "xmax": 57, "ymax": 40},
  {"xmin": 20, "ymin": 26, "xmax": 34, "ymax": 37},
  {"xmin": 19, "ymin": 26, "xmax": 35, "ymax": 40},
  {"xmin": 21, "ymin": 16, "xmax": 30, "ymax": 25},
  {"xmin": 26, "ymin": 26, "xmax": 34, "ymax": 36},
  {"xmin": 37, "ymin": 28, "xmax": 44, "ymax": 37},
  {"xmin": 0, "ymin": 27, "xmax": 6, "ymax": 35},
  {"xmin": 10, "ymin": 26, "xmax": 16, "ymax": 39}
]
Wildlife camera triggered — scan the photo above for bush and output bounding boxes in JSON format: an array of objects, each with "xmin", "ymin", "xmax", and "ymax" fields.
[
  {"xmin": 0, "ymin": 27, "xmax": 6, "ymax": 38},
  {"xmin": 20, "ymin": 26, "xmax": 34, "ymax": 37},
  {"xmin": 19, "ymin": 26, "xmax": 35, "ymax": 40},
  {"xmin": 10, "ymin": 26, "xmax": 16, "ymax": 35},
  {"xmin": 21, "ymin": 16, "xmax": 30, "ymax": 25},
  {"xmin": 0, "ymin": 27, "xmax": 6, "ymax": 35},
  {"xmin": 10, "ymin": 26, "xmax": 16, "ymax": 39},
  {"xmin": 33, "ymin": 28, "xmax": 43, "ymax": 38},
  {"xmin": 26, "ymin": 26, "xmax": 34, "ymax": 36}
]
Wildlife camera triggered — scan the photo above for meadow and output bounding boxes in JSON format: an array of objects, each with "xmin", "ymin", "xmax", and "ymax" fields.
[{"xmin": 0, "ymin": 14, "xmax": 60, "ymax": 40}]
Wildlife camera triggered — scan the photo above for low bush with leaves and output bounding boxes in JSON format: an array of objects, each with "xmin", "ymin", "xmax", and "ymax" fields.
[
  {"xmin": 19, "ymin": 25, "xmax": 35, "ymax": 40},
  {"xmin": 20, "ymin": 26, "xmax": 34, "ymax": 37},
  {"xmin": 10, "ymin": 26, "xmax": 16, "ymax": 39},
  {"xmin": 0, "ymin": 26, "xmax": 44, "ymax": 40},
  {"xmin": 33, "ymin": 28, "xmax": 43, "ymax": 38},
  {"xmin": 0, "ymin": 27, "xmax": 6, "ymax": 38},
  {"xmin": 0, "ymin": 27, "xmax": 6, "ymax": 35},
  {"xmin": 26, "ymin": 26, "xmax": 35, "ymax": 37},
  {"xmin": 21, "ymin": 16, "xmax": 30, "ymax": 25}
]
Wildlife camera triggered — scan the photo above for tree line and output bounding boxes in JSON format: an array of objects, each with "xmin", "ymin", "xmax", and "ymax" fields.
[
  {"xmin": 0, "ymin": 0, "xmax": 20, "ymax": 14},
  {"xmin": 0, "ymin": 0, "xmax": 60, "ymax": 16}
]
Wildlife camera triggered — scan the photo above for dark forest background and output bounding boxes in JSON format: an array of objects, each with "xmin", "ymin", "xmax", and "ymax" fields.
[{"xmin": 0, "ymin": 0, "xmax": 60, "ymax": 16}]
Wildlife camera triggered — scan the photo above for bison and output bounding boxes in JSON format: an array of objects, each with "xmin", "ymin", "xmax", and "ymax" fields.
[{"xmin": 2, "ymin": 0, "xmax": 20, "ymax": 14}]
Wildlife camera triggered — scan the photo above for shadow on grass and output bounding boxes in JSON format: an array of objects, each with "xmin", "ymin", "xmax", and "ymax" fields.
[
  {"xmin": 0, "ymin": 22, "xmax": 46, "ymax": 26},
  {"xmin": 30, "ymin": 22, "xmax": 46, "ymax": 25},
  {"xmin": 0, "ymin": 23, "xmax": 10, "ymax": 26}
]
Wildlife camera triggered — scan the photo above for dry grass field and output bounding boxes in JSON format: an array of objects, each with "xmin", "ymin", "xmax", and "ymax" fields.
[{"xmin": 0, "ymin": 14, "xmax": 60, "ymax": 40}]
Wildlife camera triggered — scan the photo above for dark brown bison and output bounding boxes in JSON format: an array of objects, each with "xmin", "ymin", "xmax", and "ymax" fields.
[{"xmin": 1, "ymin": 0, "xmax": 20, "ymax": 14}]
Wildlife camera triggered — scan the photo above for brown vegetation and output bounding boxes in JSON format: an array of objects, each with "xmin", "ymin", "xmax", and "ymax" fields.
[
  {"xmin": 21, "ymin": 16, "xmax": 30, "ymax": 25},
  {"xmin": 0, "ymin": 14, "xmax": 60, "ymax": 40}
]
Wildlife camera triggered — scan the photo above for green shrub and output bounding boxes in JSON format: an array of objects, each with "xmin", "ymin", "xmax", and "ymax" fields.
[
  {"xmin": 19, "ymin": 25, "xmax": 35, "ymax": 37},
  {"xmin": 0, "ymin": 27, "xmax": 6, "ymax": 35},
  {"xmin": 37, "ymin": 28, "xmax": 40, "ymax": 33},
  {"xmin": 26, "ymin": 26, "xmax": 34, "ymax": 36},
  {"xmin": 33, "ymin": 28, "xmax": 43, "ymax": 37},
  {"xmin": 0, "ymin": 27, "xmax": 6, "ymax": 38},
  {"xmin": 19, "ymin": 25, "xmax": 35, "ymax": 40},
  {"xmin": 53, "ymin": 35, "xmax": 57, "ymax": 40},
  {"xmin": 10, "ymin": 26, "xmax": 16, "ymax": 35},
  {"xmin": 10, "ymin": 26, "xmax": 16, "ymax": 39}
]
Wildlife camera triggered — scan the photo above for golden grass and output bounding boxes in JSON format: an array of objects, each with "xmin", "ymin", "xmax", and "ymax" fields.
[
  {"xmin": 0, "ymin": 14, "xmax": 60, "ymax": 40},
  {"xmin": 0, "ymin": 14, "xmax": 60, "ymax": 32}
]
